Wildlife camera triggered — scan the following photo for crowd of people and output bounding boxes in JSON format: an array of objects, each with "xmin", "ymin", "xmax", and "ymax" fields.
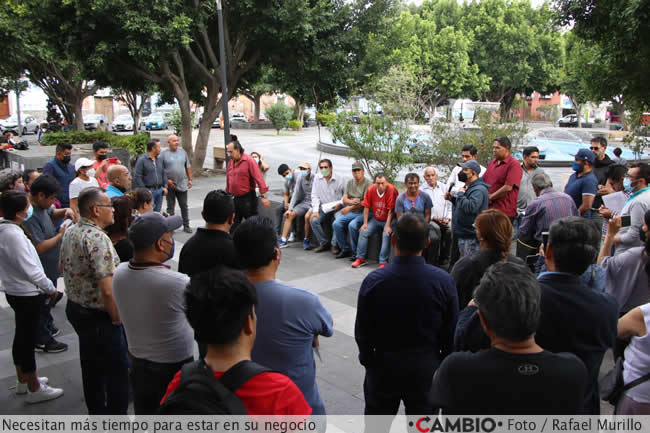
[{"xmin": 0, "ymin": 132, "xmax": 650, "ymax": 422}]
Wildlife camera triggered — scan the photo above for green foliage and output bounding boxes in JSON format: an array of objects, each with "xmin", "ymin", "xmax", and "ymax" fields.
[
  {"xmin": 46, "ymin": 99, "xmax": 62, "ymax": 129},
  {"xmin": 41, "ymin": 131, "xmax": 149, "ymax": 157},
  {"xmin": 288, "ymin": 120, "xmax": 302, "ymax": 131},
  {"xmin": 329, "ymin": 114, "xmax": 414, "ymax": 183},
  {"xmin": 168, "ymin": 108, "xmax": 195, "ymax": 135},
  {"xmin": 265, "ymin": 103, "xmax": 294, "ymax": 135},
  {"xmin": 316, "ymin": 112, "xmax": 337, "ymax": 127}
]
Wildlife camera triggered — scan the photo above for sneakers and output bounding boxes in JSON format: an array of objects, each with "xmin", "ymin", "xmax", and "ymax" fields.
[
  {"xmin": 50, "ymin": 327, "xmax": 60, "ymax": 338},
  {"xmin": 16, "ymin": 377, "xmax": 48, "ymax": 395},
  {"xmin": 26, "ymin": 383, "xmax": 63, "ymax": 404},
  {"xmin": 35, "ymin": 340, "xmax": 68, "ymax": 353},
  {"xmin": 183, "ymin": 226, "xmax": 193, "ymax": 234},
  {"xmin": 379, "ymin": 264, "xmax": 387, "ymax": 269},
  {"xmin": 303, "ymin": 239, "xmax": 313, "ymax": 250},
  {"xmin": 288, "ymin": 232, "xmax": 296, "ymax": 242},
  {"xmin": 278, "ymin": 239, "xmax": 289, "ymax": 248},
  {"xmin": 351, "ymin": 258, "xmax": 367, "ymax": 268}
]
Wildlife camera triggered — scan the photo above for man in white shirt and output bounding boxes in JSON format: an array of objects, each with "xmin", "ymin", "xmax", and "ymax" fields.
[
  {"xmin": 310, "ymin": 159, "xmax": 345, "ymax": 253},
  {"xmin": 421, "ymin": 167, "xmax": 453, "ymax": 268},
  {"xmin": 447, "ymin": 145, "xmax": 486, "ymax": 194}
]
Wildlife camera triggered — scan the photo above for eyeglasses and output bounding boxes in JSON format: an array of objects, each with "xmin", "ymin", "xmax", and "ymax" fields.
[
  {"xmin": 94, "ymin": 204, "xmax": 113, "ymax": 208},
  {"xmin": 590, "ymin": 147, "xmax": 600, "ymax": 151}
]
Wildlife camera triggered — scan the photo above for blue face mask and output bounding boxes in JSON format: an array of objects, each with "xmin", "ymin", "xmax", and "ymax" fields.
[
  {"xmin": 301, "ymin": 170, "xmax": 308, "ymax": 177},
  {"xmin": 624, "ymin": 178, "xmax": 635, "ymax": 192},
  {"xmin": 285, "ymin": 173, "xmax": 293, "ymax": 181},
  {"xmin": 162, "ymin": 238, "xmax": 175, "ymax": 262},
  {"xmin": 572, "ymin": 161, "xmax": 583, "ymax": 173},
  {"xmin": 25, "ymin": 204, "xmax": 33, "ymax": 220}
]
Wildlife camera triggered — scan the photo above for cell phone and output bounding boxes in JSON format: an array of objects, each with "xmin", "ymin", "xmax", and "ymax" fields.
[
  {"xmin": 542, "ymin": 231, "xmax": 549, "ymax": 250},
  {"xmin": 108, "ymin": 157, "xmax": 118, "ymax": 163},
  {"xmin": 621, "ymin": 215, "xmax": 632, "ymax": 227}
]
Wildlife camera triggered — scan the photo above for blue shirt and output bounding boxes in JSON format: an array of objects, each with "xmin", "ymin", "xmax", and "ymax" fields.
[
  {"xmin": 134, "ymin": 154, "xmax": 167, "ymax": 189},
  {"xmin": 251, "ymin": 280, "xmax": 333, "ymax": 415},
  {"xmin": 105, "ymin": 184, "xmax": 124, "ymax": 198},
  {"xmin": 42, "ymin": 158, "xmax": 75, "ymax": 208},
  {"xmin": 395, "ymin": 191, "xmax": 433, "ymax": 218},
  {"xmin": 564, "ymin": 172, "xmax": 598, "ymax": 211}
]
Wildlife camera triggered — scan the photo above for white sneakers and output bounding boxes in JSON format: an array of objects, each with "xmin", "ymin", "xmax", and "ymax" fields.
[
  {"xmin": 288, "ymin": 232, "xmax": 296, "ymax": 242},
  {"xmin": 26, "ymin": 383, "xmax": 64, "ymax": 404},
  {"xmin": 15, "ymin": 376, "xmax": 48, "ymax": 395}
]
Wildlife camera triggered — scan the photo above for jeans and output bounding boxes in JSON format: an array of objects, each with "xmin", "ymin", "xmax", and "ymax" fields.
[
  {"xmin": 6, "ymin": 294, "xmax": 40, "ymax": 373},
  {"xmin": 166, "ymin": 188, "xmax": 190, "ymax": 227},
  {"xmin": 66, "ymin": 300, "xmax": 129, "ymax": 415},
  {"xmin": 151, "ymin": 187, "xmax": 164, "ymax": 213},
  {"xmin": 332, "ymin": 210, "xmax": 363, "ymax": 251},
  {"xmin": 310, "ymin": 210, "xmax": 339, "ymax": 246},
  {"xmin": 349, "ymin": 212, "xmax": 370, "ymax": 257},
  {"xmin": 37, "ymin": 292, "xmax": 55, "ymax": 345},
  {"xmin": 232, "ymin": 191, "xmax": 258, "ymax": 233},
  {"xmin": 129, "ymin": 353, "xmax": 192, "ymax": 414},
  {"xmin": 458, "ymin": 237, "xmax": 480, "ymax": 257},
  {"xmin": 355, "ymin": 217, "xmax": 392, "ymax": 264}
]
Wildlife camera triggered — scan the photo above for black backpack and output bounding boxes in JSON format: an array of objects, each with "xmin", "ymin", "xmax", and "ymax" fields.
[{"xmin": 157, "ymin": 359, "xmax": 272, "ymax": 414}]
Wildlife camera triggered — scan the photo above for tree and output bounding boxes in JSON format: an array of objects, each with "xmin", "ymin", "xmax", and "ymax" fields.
[
  {"xmin": 265, "ymin": 103, "xmax": 293, "ymax": 135},
  {"xmin": 555, "ymin": 0, "xmax": 650, "ymax": 110},
  {"xmin": 560, "ymin": 34, "xmax": 597, "ymax": 128},
  {"xmin": 237, "ymin": 64, "xmax": 276, "ymax": 123},
  {"xmin": 46, "ymin": 98, "xmax": 63, "ymax": 131},
  {"xmin": 111, "ymin": 87, "xmax": 154, "ymax": 135},
  {"xmin": 461, "ymin": 0, "xmax": 563, "ymax": 119},
  {"xmin": 0, "ymin": 77, "xmax": 28, "ymax": 136}
]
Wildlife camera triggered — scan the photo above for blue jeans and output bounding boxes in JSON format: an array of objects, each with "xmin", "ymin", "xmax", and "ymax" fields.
[
  {"xmin": 310, "ymin": 210, "xmax": 340, "ymax": 246},
  {"xmin": 333, "ymin": 210, "xmax": 363, "ymax": 251},
  {"xmin": 151, "ymin": 187, "xmax": 164, "ymax": 212},
  {"xmin": 356, "ymin": 217, "xmax": 392, "ymax": 264},
  {"xmin": 66, "ymin": 301, "xmax": 129, "ymax": 414}
]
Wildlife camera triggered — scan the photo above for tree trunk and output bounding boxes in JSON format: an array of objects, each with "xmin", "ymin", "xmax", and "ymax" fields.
[
  {"xmin": 176, "ymin": 92, "xmax": 194, "ymax": 160},
  {"xmin": 254, "ymin": 94, "xmax": 261, "ymax": 121},
  {"xmin": 16, "ymin": 92, "xmax": 22, "ymax": 137},
  {"xmin": 72, "ymin": 97, "xmax": 84, "ymax": 131},
  {"xmin": 295, "ymin": 103, "xmax": 305, "ymax": 130},
  {"xmin": 191, "ymin": 82, "xmax": 222, "ymax": 172}
]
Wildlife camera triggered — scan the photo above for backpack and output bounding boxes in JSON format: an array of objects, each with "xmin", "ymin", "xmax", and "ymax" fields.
[
  {"xmin": 157, "ymin": 359, "xmax": 273, "ymax": 414},
  {"xmin": 13, "ymin": 141, "xmax": 29, "ymax": 150}
]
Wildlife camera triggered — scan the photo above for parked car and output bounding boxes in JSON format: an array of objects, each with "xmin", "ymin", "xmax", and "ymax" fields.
[
  {"xmin": 248, "ymin": 113, "xmax": 267, "ymax": 122},
  {"xmin": 196, "ymin": 114, "xmax": 220, "ymax": 128},
  {"xmin": 111, "ymin": 114, "xmax": 134, "ymax": 132},
  {"xmin": 0, "ymin": 114, "xmax": 40, "ymax": 135},
  {"xmin": 230, "ymin": 112, "xmax": 247, "ymax": 123},
  {"xmin": 83, "ymin": 114, "xmax": 108, "ymax": 131},
  {"xmin": 140, "ymin": 112, "xmax": 169, "ymax": 130},
  {"xmin": 558, "ymin": 114, "xmax": 578, "ymax": 127}
]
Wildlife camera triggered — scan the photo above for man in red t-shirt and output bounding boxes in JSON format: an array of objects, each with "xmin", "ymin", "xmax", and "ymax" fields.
[
  {"xmin": 92, "ymin": 141, "xmax": 121, "ymax": 189},
  {"xmin": 482, "ymin": 136, "xmax": 523, "ymax": 220},
  {"xmin": 160, "ymin": 267, "xmax": 311, "ymax": 415},
  {"xmin": 351, "ymin": 173, "xmax": 398, "ymax": 269}
]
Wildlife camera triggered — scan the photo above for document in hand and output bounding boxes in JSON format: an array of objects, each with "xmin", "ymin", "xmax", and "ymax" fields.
[
  {"xmin": 321, "ymin": 200, "xmax": 341, "ymax": 214},
  {"xmin": 602, "ymin": 191, "xmax": 627, "ymax": 214}
]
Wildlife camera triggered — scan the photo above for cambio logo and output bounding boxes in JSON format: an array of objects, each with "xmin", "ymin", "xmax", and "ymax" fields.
[{"xmin": 410, "ymin": 416, "xmax": 499, "ymax": 432}]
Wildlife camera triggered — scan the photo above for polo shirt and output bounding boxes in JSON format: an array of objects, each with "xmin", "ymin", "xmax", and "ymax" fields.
[
  {"xmin": 362, "ymin": 183, "xmax": 398, "ymax": 222},
  {"xmin": 105, "ymin": 184, "xmax": 124, "ymax": 198},
  {"xmin": 483, "ymin": 155, "xmax": 523, "ymax": 217},
  {"xmin": 42, "ymin": 158, "xmax": 75, "ymax": 208},
  {"xmin": 113, "ymin": 261, "xmax": 194, "ymax": 363},
  {"xmin": 564, "ymin": 171, "xmax": 598, "ymax": 211},
  {"xmin": 395, "ymin": 190, "xmax": 433, "ymax": 218}
]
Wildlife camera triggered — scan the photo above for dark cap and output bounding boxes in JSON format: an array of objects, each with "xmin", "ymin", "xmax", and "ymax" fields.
[
  {"xmin": 128, "ymin": 212, "xmax": 182, "ymax": 250},
  {"xmin": 352, "ymin": 162, "xmax": 363, "ymax": 171},
  {"xmin": 459, "ymin": 160, "xmax": 481, "ymax": 174},
  {"xmin": 575, "ymin": 148, "xmax": 595, "ymax": 164}
]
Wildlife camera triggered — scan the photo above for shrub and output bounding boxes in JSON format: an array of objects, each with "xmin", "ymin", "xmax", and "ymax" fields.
[
  {"xmin": 288, "ymin": 120, "xmax": 301, "ymax": 131},
  {"xmin": 265, "ymin": 103, "xmax": 293, "ymax": 135},
  {"xmin": 41, "ymin": 131, "xmax": 149, "ymax": 157},
  {"xmin": 316, "ymin": 112, "xmax": 336, "ymax": 127}
]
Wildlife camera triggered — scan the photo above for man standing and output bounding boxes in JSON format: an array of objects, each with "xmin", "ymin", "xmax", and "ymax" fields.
[
  {"xmin": 356, "ymin": 213, "xmax": 458, "ymax": 423},
  {"xmin": 60, "ymin": 187, "xmax": 128, "ymax": 414},
  {"xmin": 134, "ymin": 139, "xmax": 167, "ymax": 212},
  {"xmin": 278, "ymin": 162, "xmax": 314, "ymax": 250},
  {"xmin": 113, "ymin": 212, "xmax": 194, "ymax": 414},
  {"xmin": 310, "ymin": 159, "xmax": 345, "ymax": 253},
  {"xmin": 24, "ymin": 175, "xmax": 72, "ymax": 353},
  {"xmin": 447, "ymin": 145, "xmax": 485, "ymax": 194},
  {"xmin": 612, "ymin": 162, "xmax": 650, "ymax": 255},
  {"xmin": 91, "ymin": 141, "xmax": 120, "ymax": 189},
  {"xmin": 105, "ymin": 165, "xmax": 132, "ymax": 199},
  {"xmin": 161, "ymin": 135, "xmax": 192, "ymax": 233},
  {"xmin": 564, "ymin": 148, "xmax": 598, "ymax": 217},
  {"xmin": 225, "ymin": 139, "xmax": 270, "ymax": 231},
  {"xmin": 233, "ymin": 216, "xmax": 333, "ymax": 416},
  {"xmin": 420, "ymin": 167, "xmax": 452, "ymax": 267},
  {"xmin": 41, "ymin": 143, "xmax": 74, "ymax": 209},
  {"xmin": 446, "ymin": 160, "xmax": 490, "ymax": 257},
  {"xmin": 332, "ymin": 162, "xmax": 372, "ymax": 259},
  {"xmin": 591, "ymin": 138, "xmax": 615, "ymax": 207},
  {"xmin": 517, "ymin": 146, "xmax": 545, "ymax": 211},
  {"xmin": 483, "ymin": 136, "xmax": 523, "ymax": 222},
  {"xmin": 351, "ymin": 173, "xmax": 399, "ymax": 269}
]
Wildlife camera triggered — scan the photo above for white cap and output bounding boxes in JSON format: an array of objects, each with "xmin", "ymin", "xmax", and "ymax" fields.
[{"xmin": 74, "ymin": 157, "xmax": 94, "ymax": 172}]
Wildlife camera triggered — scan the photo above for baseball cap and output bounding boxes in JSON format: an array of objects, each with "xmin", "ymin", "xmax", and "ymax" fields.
[
  {"xmin": 298, "ymin": 161, "xmax": 311, "ymax": 170},
  {"xmin": 352, "ymin": 162, "xmax": 363, "ymax": 171},
  {"xmin": 575, "ymin": 148, "xmax": 595, "ymax": 164},
  {"xmin": 74, "ymin": 157, "xmax": 95, "ymax": 172},
  {"xmin": 458, "ymin": 160, "xmax": 481, "ymax": 174},
  {"xmin": 128, "ymin": 212, "xmax": 182, "ymax": 250}
]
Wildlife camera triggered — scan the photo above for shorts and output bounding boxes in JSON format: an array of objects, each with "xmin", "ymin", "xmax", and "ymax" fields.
[{"xmin": 292, "ymin": 202, "xmax": 312, "ymax": 217}]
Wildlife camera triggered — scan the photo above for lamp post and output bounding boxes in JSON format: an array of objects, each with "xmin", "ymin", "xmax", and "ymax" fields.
[{"xmin": 216, "ymin": 0, "xmax": 230, "ymax": 166}]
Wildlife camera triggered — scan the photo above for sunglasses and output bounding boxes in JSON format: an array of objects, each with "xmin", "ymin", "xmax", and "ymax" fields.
[{"xmin": 590, "ymin": 147, "xmax": 601, "ymax": 151}]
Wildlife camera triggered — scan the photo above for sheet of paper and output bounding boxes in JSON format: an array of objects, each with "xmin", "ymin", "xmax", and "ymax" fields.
[
  {"xmin": 602, "ymin": 191, "xmax": 627, "ymax": 214},
  {"xmin": 321, "ymin": 200, "xmax": 340, "ymax": 214}
]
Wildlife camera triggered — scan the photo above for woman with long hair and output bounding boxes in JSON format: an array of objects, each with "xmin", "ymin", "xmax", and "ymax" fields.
[
  {"xmin": 125, "ymin": 187, "xmax": 153, "ymax": 216},
  {"xmin": 104, "ymin": 195, "xmax": 135, "ymax": 262},
  {"xmin": 0, "ymin": 191, "xmax": 63, "ymax": 403}
]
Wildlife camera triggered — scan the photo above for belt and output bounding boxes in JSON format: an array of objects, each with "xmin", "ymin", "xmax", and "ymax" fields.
[{"xmin": 146, "ymin": 185, "xmax": 163, "ymax": 189}]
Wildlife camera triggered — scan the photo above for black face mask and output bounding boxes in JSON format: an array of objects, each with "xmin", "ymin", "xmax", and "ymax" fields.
[
  {"xmin": 458, "ymin": 171, "xmax": 468, "ymax": 183},
  {"xmin": 97, "ymin": 154, "xmax": 108, "ymax": 161},
  {"xmin": 62, "ymin": 155, "xmax": 71, "ymax": 164}
]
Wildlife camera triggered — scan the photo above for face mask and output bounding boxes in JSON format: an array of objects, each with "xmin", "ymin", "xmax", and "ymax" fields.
[
  {"xmin": 96, "ymin": 154, "xmax": 108, "ymax": 161},
  {"xmin": 62, "ymin": 155, "xmax": 71, "ymax": 164},
  {"xmin": 285, "ymin": 173, "xmax": 293, "ymax": 181},
  {"xmin": 25, "ymin": 204, "xmax": 33, "ymax": 220},
  {"xmin": 253, "ymin": 156, "xmax": 260, "ymax": 164},
  {"xmin": 572, "ymin": 161, "xmax": 583, "ymax": 173},
  {"xmin": 15, "ymin": 183, "xmax": 25, "ymax": 192},
  {"xmin": 320, "ymin": 168, "xmax": 331, "ymax": 177},
  {"xmin": 301, "ymin": 170, "xmax": 308, "ymax": 177},
  {"xmin": 624, "ymin": 178, "xmax": 633, "ymax": 192},
  {"xmin": 87, "ymin": 168, "xmax": 96, "ymax": 179},
  {"xmin": 162, "ymin": 239, "xmax": 175, "ymax": 261},
  {"xmin": 457, "ymin": 171, "xmax": 468, "ymax": 183}
]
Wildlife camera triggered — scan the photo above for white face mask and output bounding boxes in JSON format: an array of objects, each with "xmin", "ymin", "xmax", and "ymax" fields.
[{"xmin": 87, "ymin": 168, "xmax": 96, "ymax": 179}]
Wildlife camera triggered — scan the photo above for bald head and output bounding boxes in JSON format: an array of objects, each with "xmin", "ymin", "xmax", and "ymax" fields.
[
  {"xmin": 107, "ymin": 164, "xmax": 132, "ymax": 190},
  {"xmin": 423, "ymin": 166, "xmax": 438, "ymax": 188},
  {"xmin": 167, "ymin": 135, "xmax": 179, "ymax": 151}
]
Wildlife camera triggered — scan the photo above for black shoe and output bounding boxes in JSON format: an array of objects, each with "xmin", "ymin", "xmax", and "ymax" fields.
[
  {"xmin": 35, "ymin": 340, "xmax": 68, "ymax": 353},
  {"xmin": 331, "ymin": 246, "xmax": 341, "ymax": 255},
  {"xmin": 314, "ymin": 243, "xmax": 331, "ymax": 253},
  {"xmin": 183, "ymin": 226, "xmax": 193, "ymax": 233},
  {"xmin": 335, "ymin": 249, "xmax": 353, "ymax": 259}
]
